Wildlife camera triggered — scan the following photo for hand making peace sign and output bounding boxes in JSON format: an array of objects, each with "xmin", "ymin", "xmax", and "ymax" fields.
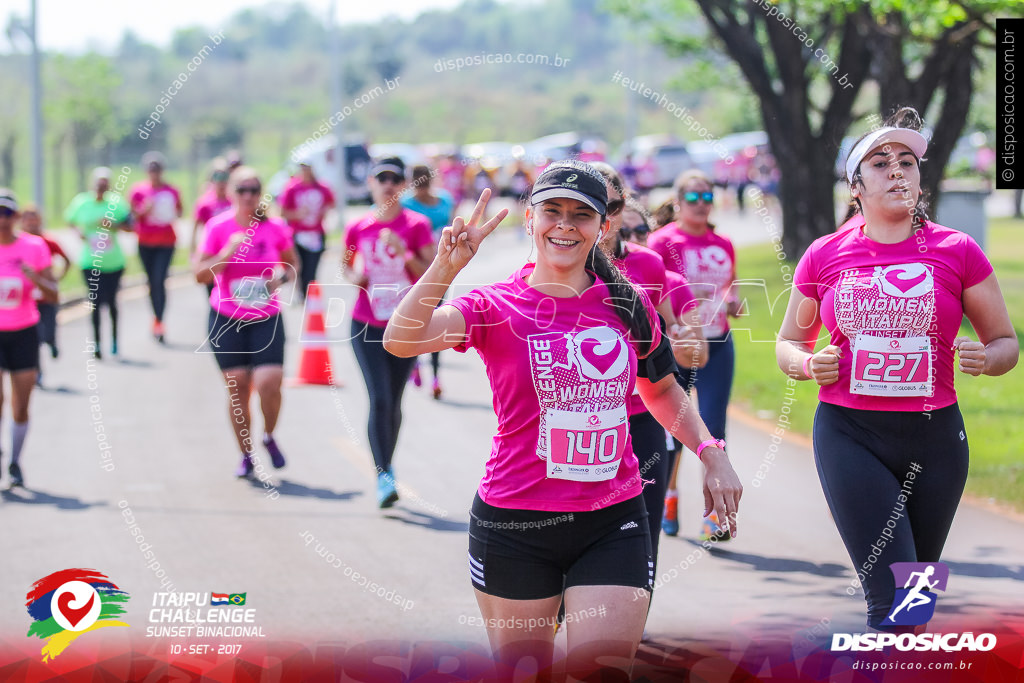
[{"xmin": 436, "ymin": 189, "xmax": 509, "ymax": 274}]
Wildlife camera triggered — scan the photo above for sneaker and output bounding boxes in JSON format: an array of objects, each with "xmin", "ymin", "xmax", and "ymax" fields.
[
  {"xmin": 700, "ymin": 511, "xmax": 731, "ymax": 543},
  {"xmin": 8, "ymin": 462, "xmax": 23, "ymax": 488},
  {"xmin": 50, "ymin": 344, "xmax": 59, "ymax": 359},
  {"xmin": 111, "ymin": 340, "xmax": 119, "ymax": 356},
  {"xmin": 662, "ymin": 492, "xmax": 679, "ymax": 536},
  {"xmin": 410, "ymin": 364, "xmax": 422, "ymax": 388},
  {"xmin": 376, "ymin": 471, "xmax": 399, "ymax": 508},
  {"xmin": 431, "ymin": 377, "xmax": 442, "ymax": 400},
  {"xmin": 153, "ymin": 320, "xmax": 166, "ymax": 344},
  {"xmin": 235, "ymin": 453, "xmax": 255, "ymax": 478},
  {"xmin": 263, "ymin": 435, "xmax": 286, "ymax": 469}
]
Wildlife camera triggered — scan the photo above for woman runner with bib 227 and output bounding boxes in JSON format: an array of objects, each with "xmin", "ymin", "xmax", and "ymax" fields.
[
  {"xmin": 384, "ymin": 161, "xmax": 742, "ymax": 678},
  {"xmin": 776, "ymin": 107, "xmax": 1017, "ymax": 632}
]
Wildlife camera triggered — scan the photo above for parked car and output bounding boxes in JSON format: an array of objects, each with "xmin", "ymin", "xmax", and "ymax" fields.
[{"xmin": 620, "ymin": 134, "xmax": 692, "ymax": 188}]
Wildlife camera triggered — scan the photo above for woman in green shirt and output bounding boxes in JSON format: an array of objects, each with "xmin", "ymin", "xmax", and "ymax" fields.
[{"xmin": 64, "ymin": 167, "xmax": 132, "ymax": 359}]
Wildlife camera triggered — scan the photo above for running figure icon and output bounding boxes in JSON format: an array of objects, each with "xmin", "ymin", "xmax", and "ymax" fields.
[{"xmin": 886, "ymin": 565, "xmax": 939, "ymax": 623}]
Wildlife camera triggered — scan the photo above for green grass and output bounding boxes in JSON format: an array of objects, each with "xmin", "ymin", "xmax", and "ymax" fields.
[{"xmin": 731, "ymin": 216, "xmax": 1024, "ymax": 512}]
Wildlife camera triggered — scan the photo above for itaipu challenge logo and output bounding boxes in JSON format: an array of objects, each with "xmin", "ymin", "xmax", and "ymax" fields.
[{"xmin": 25, "ymin": 569, "xmax": 130, "ymax": 661}]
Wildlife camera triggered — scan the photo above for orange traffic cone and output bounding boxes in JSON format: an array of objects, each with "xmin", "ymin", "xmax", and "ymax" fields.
[{"xmin": 292, "ymin": 281, "xmax": 339, "ymax": 386}]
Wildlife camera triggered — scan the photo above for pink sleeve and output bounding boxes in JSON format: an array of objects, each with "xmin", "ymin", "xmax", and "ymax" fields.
[
  {"xmin": 321, "ymin": 184, "xmax": 336, "ymax": 206},
  {"xmin": 278, "ymin": 221, "xmax": 294, "ymax": 252},
  {"xmin": 410, "ymin": 214, "xmax": 433, "ymax": 252},
  {"xmin": 961, "ymin": 235, "xmax": 994, "ymax": 289},
  {"xmin": 201, "ymin": 220, "xmax": 224, "ymax": 256},
  {"xmin": 666, "ymin": 275, "xmax": 697, "ymax": 315},
  {"xmin": 128, "ymin": 186, "xmax": 143, "ymax": 210},
  {"xmin": 446, "ymin": 288, "xmax": 492, "ymax": 352},
  {"xmin": 343, "ymin": 219, "xmax": 359, "ymax": 252},
  {"xmin": 34, "ymin": 240, "xmax": 51, "ymax": 270},
  {"xmin": 794, "ymin": 243, "xmax": 820, "ymax": 300},
  {"xmin": 279, "ymin": 184, "xmax": 297, "ymax": 210}
]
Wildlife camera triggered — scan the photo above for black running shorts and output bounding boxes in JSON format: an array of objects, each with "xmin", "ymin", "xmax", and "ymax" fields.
[{"xmin": 468, "ymin": 493, "xmax": 653, "ymax": 600}]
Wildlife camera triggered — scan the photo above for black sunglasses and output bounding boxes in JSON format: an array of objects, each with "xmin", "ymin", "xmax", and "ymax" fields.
[
  {"xmin": 376, "ymin": 173, "xmax": 404, "ymax": 185},
  {"xmin": 235, "ymin": 185, "xmax": 261, "ymax": 195},
  {"xmin": 683, "ymin": 191, "xmax": 714, "ymax": 205},
  {"xmin": 606, "ymin": 199, "xmax": 624, "ymax": 216},
  {"xmin": 621, "ymin": 223, "xmax": 650, "ymax": 236},
  {"xmin": 0, "ymin": 207, "xmax": 16, "ymax": 217}
]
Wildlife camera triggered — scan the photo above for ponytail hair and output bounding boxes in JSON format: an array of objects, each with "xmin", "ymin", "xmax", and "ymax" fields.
[{"xmin": 585, "ymin": 243, "xmax": 655, "ymax": 357}]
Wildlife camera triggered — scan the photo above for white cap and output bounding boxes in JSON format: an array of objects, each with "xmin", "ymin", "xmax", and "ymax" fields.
[{"xmin": 845, "ymin": 127, "xmax": 928, "ymax": 183}]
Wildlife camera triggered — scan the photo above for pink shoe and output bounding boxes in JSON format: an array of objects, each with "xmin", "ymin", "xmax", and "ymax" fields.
[
  {"xmin": 410, "ymin": 364, "xmax": 422, "ymax": 387},
  {"xmin": 431, "ymin": 377, "xmax": 442, "ymax": 400}
]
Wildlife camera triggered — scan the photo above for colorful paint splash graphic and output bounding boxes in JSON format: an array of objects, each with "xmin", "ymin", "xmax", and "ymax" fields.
[{"xmin": 25, "ymin": 568, "xmax": 130, "ymax": 661}]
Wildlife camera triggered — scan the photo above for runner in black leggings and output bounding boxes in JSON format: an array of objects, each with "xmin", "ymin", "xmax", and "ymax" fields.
[
  {"xmin": 776, "ymin": 107, "xmax": 1018, "ymax": 630},
  {"xmin": 341, "ymin": 157, "xmax": 435, "ymax": 508}
]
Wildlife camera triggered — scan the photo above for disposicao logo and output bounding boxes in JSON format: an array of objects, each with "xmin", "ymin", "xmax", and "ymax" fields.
[
  {"xmin": 883, "ymin": 562, "xmax": 948, "ymax": 626},
  {"xmin": 831, "ymin": 562, "xmax": 996, "ymax": 652},
  {"xmin": 26, "ymin": 569, "xmax": 130, "ymax": 661}
]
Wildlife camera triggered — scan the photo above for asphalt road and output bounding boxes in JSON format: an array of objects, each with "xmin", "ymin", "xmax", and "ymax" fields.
[{"xmin": 2, "ymin": 214, "xmax": 1022, "ymax": 670}]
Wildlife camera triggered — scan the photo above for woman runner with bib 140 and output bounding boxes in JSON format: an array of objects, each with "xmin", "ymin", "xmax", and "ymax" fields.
[
  {"xmin": 776, "ymin": 107, "xmax": 1017, "ymax": 631},
  {"xmin": 384, "ymin": 161, "xmax": 741, "ymax": 679}
]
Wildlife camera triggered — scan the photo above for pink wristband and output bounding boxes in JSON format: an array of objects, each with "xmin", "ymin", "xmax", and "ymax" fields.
[
  {"xmin": 696, "ymin": 438, "xmax": 726, "ymax": 461},
  {"xmin": 803, "ymin": 354, "xmax": 814, "ymax": 379}
]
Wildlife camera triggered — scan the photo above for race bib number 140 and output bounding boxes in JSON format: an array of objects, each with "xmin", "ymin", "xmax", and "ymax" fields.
[{"xmin": 545, "ymin": 405, "xmax": 628, "ymax": 482}]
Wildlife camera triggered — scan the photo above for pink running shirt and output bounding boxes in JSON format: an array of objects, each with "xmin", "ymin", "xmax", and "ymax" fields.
[
  {"xmin": 648, "ymin": 223, "xmax": 736, "ymax": 338},
  {"xmin": 0, "ymin": 233, "xmax": 51, "ymax": 331},
  {"xmin": 279, "ymin": 178, "xmax": 335, "ymax": 251},
  {"xmin": 201, "ymin": 212, "xmax": 293, "ymax": 321},
  {"xmin": 344, "ymin": 209, "xmax": 433, "ymax": 327},
  {"xmin": 447, "ymin": 263, "xmax": 662, "ymax": 512},
  {"xmin": 129, "ymin": 182, "xmax": 181, "ymax": 247},
  {"xmin": 794, "ymin": 221, "xmax": 993, "ymax": 412}
]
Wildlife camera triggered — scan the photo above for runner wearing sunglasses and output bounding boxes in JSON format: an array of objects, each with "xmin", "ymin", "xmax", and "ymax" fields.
[
  {"xmin": 342, "ymin": 157, "xmax": 434, "ymax": 507},
  {"xmin": 620, "ymin": 199, "xmax": 652, "ymax": 246},
  {"xmin": 195, "ymin": 167, "xmax": 298, "ymax": 479},
  {"xmin": 648, "ymin": 170, "xmax": 740, "ymax": 541},
  {"xmin": 592, "ymin": 162, "xmax": 707, "ymax": 579}
]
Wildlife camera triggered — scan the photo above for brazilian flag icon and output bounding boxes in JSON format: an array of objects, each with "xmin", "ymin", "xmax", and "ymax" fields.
[{"xmin": 228, "ymin": 593, "xmax": 246, "ymax": 606}]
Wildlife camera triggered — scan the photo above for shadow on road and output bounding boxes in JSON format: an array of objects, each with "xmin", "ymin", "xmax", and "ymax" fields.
[
  {"xmin": 256, "ymin": 479, "xmax": 362, "ymax": 501},
  {"xmin": 1, "ymin": 487, "xmax": 103, "ymax": 510},
  {"xmin": 943, "ymin": 559, "xmax": 1024, "ymax": 581},
  {"xmin": 111, "ymin": 357, "xmax": 155, "ymax": 368},
  {"xmin": 683, "ymin": 541, "xmax": 849, "ymax": 578},
  {"xmin": 37, "ymin": 384, "xmax": 83, "ymax": 395},
  {"xmin": 382, "ymin": 508, "xmax": 469, "ymax": 533}
]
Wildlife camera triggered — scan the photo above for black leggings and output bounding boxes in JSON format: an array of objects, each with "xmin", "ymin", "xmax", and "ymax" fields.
[
  {"xmin": 83, "ymin": 269, "xmax": 123, "ymax": 347},
  {"xmin": 350, "ymin": 319, "xmax": 416, "ymax": 473},
  {"xmin": 294, "ymin": 243, "xmax": 323, "ymax": 299},
  {"xmin": 813, "ymin": 402, "xmax": 969, "ymax": 630},
  {"xmin": 630, "ymin": 410, "xmax": 670, "ymax": 576},
  {"xmin": 137, "ymin": 245, "xmax": 174, "ymax": 321}
]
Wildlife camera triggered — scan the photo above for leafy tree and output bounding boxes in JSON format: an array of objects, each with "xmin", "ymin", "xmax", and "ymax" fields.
[
  {"xmin": 45, "ymin": 53, "xmax": 121, "ymax": 189},
  {"xmin": 613, "ymin": 0, "xmax": 1023, "ymax": 255}
]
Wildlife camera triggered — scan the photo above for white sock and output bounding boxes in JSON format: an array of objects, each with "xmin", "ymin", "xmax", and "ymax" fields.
[
  {"xmin": 666, "ymin": 488, "xmax": 678, "ymax": 498},
  {"xmin": 11, "ymin": 421, "xmax": 28, "ymax": 464}
]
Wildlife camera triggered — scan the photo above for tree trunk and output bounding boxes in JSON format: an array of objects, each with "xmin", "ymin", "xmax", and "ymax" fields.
[
  {"xmin": 775, "ymin": 138, "xmax": 839, "ymax": 260},
  {"xmin": 0, "ymin": 133, "xmax": 14, "ymax": 187}
]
